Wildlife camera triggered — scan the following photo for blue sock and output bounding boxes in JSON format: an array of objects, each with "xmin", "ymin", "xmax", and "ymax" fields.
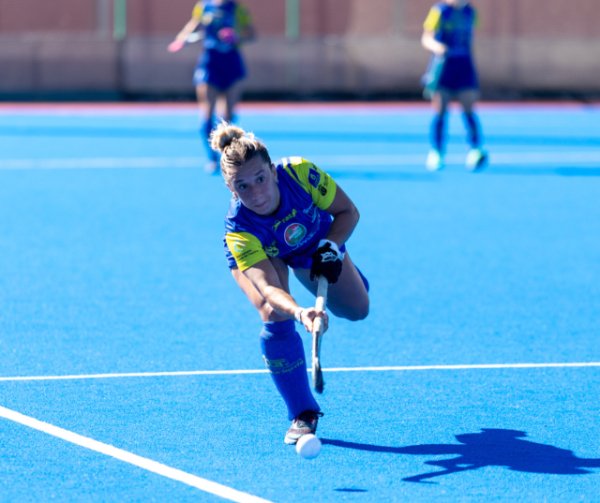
[
  {"xmin": 201, "ymin": 117, "xmax": 218, "ymax": 162},
  {"xmin": 463, "ymin": 112, "xmax": 482, "ymax": 149},
  {"xmin": 260, "ymin": 320, "xmax": 320, "ymax": 420},
  {"xmin": 430, "ymin": 113, "xmax": 446, "ymax": 152}
]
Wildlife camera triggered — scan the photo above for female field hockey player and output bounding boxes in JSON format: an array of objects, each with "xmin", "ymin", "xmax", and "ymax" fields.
[
  {"xmin": 211, "ymin": 122, "xmax": 370, "ymax": 445},
  {"xmin": 168, "ymin": 0, "xmax": 255, "ymax": 174},
  {"xmin": 421, "ymin": 0, "xmax": 488, "ymax": 172}
]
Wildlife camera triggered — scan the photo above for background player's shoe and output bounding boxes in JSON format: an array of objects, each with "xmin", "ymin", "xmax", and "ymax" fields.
[
  {"xmin": 425, "ymin": 149, "xmax": 443, "ymax": 171},
  {"xmin": 284, "ymin": 410, "xmax": 323, "ymax": 445},
  {"xmin": 466, "ymin": 148, "xmax": 488, "ymax": 171}
]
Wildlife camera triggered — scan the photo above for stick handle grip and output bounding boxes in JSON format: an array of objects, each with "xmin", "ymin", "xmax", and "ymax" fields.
[{"xmin": 312, "ymin": 276, "xmax": 328, "ymax": 336}]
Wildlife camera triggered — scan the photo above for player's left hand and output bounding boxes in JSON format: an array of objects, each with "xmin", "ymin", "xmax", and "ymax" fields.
[
  {"xmin": 167, "ymin": 40, "xmax": 185, "ymax": 53},
  {"xmin": 296, "ymin": 307, "xmax": 329, "ymax": 334},
  {"xmin": 310, "ymin": 239, "xmax": 344, "ymax": 284}
]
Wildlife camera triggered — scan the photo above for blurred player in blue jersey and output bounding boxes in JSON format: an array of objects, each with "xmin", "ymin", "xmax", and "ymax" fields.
[
  {"xmin": 421, "ymin": 0, "xmax": 488, "ymax": 171},
  {"xmin": 168, "ymin": 1, "xmax": 255, "ymax": 174},
  {"xmin": 211, "ymin": 122, "xmax": 370, "ymax": 445}
]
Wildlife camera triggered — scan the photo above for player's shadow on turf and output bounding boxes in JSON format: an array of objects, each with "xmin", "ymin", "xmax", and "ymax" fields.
[{"xmin": 322, "ymin": 428, "xmax": 600, "ymax": 484}]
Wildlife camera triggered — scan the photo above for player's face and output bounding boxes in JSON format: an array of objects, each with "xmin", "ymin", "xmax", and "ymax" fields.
[{"xmin": 228, "ymin": 155, "xmax": 280, "ymax": 215}]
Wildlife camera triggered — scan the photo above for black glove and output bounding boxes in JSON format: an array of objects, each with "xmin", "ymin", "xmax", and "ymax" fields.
[{"xmin": 310, "ymin": 239, "xmax": 344, "ymax": 283}]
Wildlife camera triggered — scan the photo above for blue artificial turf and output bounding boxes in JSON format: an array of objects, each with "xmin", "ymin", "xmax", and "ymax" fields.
[{"xmin": 1, "ymin": 102, "xmax": 598, "ymax": 501}]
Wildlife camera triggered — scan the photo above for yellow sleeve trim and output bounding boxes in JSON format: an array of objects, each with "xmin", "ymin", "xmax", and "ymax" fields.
[
  {"xmin": 423, "ymin": 7, "xmax": 441, "ymax": 32},
  {"xmin": 283, "ymin": 157, "xmax": 337, "ymax": 211},
  {"xmin": 192, "ymin": 2, "xmax": 203, "ymax": 20},
  {"xmin": 225, "ymin": 231, "xmax": 267, "ymax": 271}
]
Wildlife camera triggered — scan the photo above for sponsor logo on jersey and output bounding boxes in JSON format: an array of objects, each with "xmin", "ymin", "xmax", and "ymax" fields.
[
  {"xmin": 232, "ymin": 240, "xmax": 245, "ymax": 253},
  {"xmin": 237, "ymin": 249, "xmax": 257, "ymax": 262},
  {"xmin": 273, "ymin": 209, "xmax": 297, "ymax": 231},
  {"xmin": 308, "ymin": 167, "xmax": 321, "ymax": 188},
  {"xmin": 265, "ymin": 243, "xmax": 280, "ymax": 257},
  {"xmin": 284, "ymin": 222, "xmax": 307, "ymax": 247}
]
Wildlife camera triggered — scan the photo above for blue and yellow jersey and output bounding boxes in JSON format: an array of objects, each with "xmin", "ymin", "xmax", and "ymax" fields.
[
  {"xmin": 192, "ymin": 0, "xmax": 252, "ymax": 51},
  {"xmin": 224, "ymin": 157, "xmax": 337, "ymax": 271},
  {"xmin": 423, "ymin": 2, "xmax": 477, "ymax": 56}
]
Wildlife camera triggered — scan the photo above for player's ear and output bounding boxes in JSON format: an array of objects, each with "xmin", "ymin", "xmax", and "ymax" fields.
[{"xmin": 271, "ymin": 163, "xmax": 278, "ymax": 181}]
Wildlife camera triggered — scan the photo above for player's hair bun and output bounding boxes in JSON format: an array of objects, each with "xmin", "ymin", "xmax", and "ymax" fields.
[
  {"xmin": 210, "ymin": 122, "xmax": 245, "ymax": 152},
  {"xmin": 208, "ymin": 122, "xmax": 270, "ymax": 179}
]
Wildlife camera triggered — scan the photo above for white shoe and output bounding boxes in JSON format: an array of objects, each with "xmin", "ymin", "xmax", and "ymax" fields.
[
  {"xmin": 284, "ymin": 410, "xmax": 323, "ymax": 445},
  {"xmin": 425, "ymin": 150, "xmax": 443, "ymax": 171},
  {"xmin": 465, "ymin": 148, "xmax": 488, "ymax": 171}
]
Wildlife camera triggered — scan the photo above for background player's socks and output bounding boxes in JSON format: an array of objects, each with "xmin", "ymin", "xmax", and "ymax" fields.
[
  {"xmin": 463, "ymin": 112, "xmax": 488, "ymax": 170},
  {"xmin": 431, "ymin": 112, "xmax": 446, "ymax": 152},
  {"xmin": 201, "ymin": 117, "xmax": 219, "ymax": 173},
  {"xmin": 463, "ymin": 111, "xmax": 481, "ymax": 149},
  {"xmin": 201, "ymin": 117, "xmax": 218, "ymax": 162},
  {"xmin": 260, "ymin": 320, "xmax": 320, "ymax": 420}
]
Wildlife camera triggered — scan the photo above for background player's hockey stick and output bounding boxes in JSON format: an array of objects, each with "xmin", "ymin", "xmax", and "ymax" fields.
[{"xmin": 422, "ymin": 54, "xmax": 446, "ymax": 99}]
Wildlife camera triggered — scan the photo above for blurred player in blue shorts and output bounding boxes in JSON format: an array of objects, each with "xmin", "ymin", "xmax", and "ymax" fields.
[
  {"xmin": 168, "ymin": 1, "xmax": 255, "ymax": 174},
  {"xmin": 211, "ymin": 122, "xmax": 370, "ymax": 445},
  {"xmin": 421, "ymin": 0, "xmax": 488, "ymax": 172}
]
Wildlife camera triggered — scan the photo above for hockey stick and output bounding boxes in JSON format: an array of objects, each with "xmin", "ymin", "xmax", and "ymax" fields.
[
  {"xmin": 422, "ymin": 54, "xmax": 446, "ymax": 99},
  {"xmin": 311, "ymin": 276, "xmax": 328, "ymax": 394}
]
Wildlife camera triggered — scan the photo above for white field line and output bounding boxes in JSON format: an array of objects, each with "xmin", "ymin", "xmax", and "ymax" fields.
[
  {"xmin": 0, "ymin": 151, "xmax": 599, "ymax": 171},
  {"xmin": 0, "ymin": 369, "xmax": 268, "ymax": 382},
  {"xmin": 0, "ymin": 405, "xmax": 272, "ymax": 503},
  {"xmin": 0, "ymin": 362, "xmax": 598, "ymax": 383}
]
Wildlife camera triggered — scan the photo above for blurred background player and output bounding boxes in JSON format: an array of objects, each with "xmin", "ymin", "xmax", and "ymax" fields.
[
  {"xmin": 211, "ymin": 122, "xmax": 369, "ymax": 445},
  {"xmin": 421, "ymin": 0, "xmax": 488, "ymax": 172},
  {"xmin": 168, "ymin": 0, "xmax": 255, "ymax": 174}
]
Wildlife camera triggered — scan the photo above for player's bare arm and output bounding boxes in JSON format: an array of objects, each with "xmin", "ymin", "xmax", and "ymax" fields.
[
  {"xmin": 321, "ymin": 185, "xmax": 359, "ymax": 248},
  {"xmin": 243, "ymin": 259, "xmax": 327, "ymax": 332},
  {"xmin": 421, "ymin": 30, "xmax": 447, "ymax": 56}
]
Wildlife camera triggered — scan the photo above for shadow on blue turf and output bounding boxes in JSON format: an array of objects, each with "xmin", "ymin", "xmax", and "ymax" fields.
[{"xmin": 322, "ymin": 429, "xmax": 600, "ymax": 484}]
